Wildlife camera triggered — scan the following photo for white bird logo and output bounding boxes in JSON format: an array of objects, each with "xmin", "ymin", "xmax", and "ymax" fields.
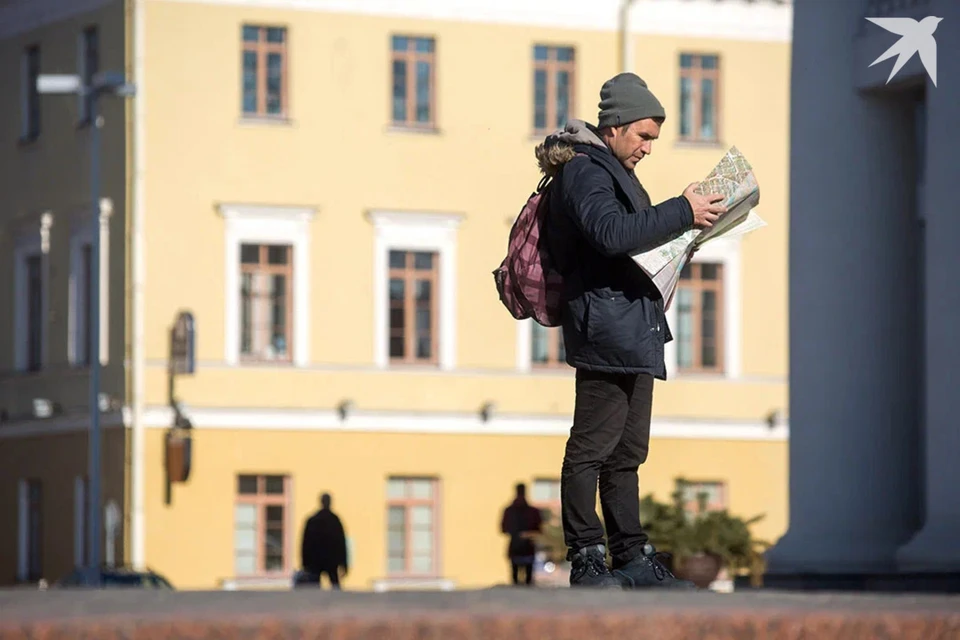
[{"xmin": 865, "ymin": 16, "xmax": 942, "ymax": 87}]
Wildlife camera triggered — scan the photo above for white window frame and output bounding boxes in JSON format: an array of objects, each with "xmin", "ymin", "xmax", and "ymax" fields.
[
  {"xmin": 68, "ymin": 224, "xmax": 93, "ymax": 366},
  {"xmin": 13, "ymin": 217, "xmax": 51, "ymax": 373},
  {"xmin": 664, "ymin": 236, "xmax": 742, "ymax": 380},
  {"xmin": 368, "ymin": 210, "xmax": 461, "ymax": 371},
  {"xmin": 218, "ymin": 203, "xmax": 315, "ymax": 367},
  {"xmin": 515, "ymin": 320, "xmax": 571, "ymax": 374}
]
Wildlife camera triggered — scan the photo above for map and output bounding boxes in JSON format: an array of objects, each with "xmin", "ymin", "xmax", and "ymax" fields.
[{"xmin": 630, "ymin": 146, "xmax": 765, "ymax": 308}]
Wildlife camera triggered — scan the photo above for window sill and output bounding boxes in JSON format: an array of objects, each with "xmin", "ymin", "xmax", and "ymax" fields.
[
  {"xmin": 239, "ymin": 115, "xmax": 295, "ymax": 127},
  {"xmin": 372, "ymin": 576, "xmax": 455, "ymax": 592},
  {"xmin": 221, "ymin": 573, "xmax": 292, "ymax": 590},
  {"xmin": 385, "ymin": 124, "xmax": 441, "ymax": 136}
]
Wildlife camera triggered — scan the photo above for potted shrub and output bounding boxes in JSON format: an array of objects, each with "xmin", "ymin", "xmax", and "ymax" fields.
[{"xmin": 639, "ymin": 478, "xmax": 769, "ymax": 589}]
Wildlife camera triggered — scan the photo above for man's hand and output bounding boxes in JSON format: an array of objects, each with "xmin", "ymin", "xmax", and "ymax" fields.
[
  {"xmin": 339, "ymin": 565, "xmax": 349, "ymax": 578},
  {"xmin": 682, "ymin": 182, "xmax": 727, "ymax": 230}
]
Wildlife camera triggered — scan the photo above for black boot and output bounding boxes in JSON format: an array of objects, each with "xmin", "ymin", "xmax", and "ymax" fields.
[
  {"xmin": 612, "ymin": 543, "xmax": 697, "ymax": 589},
  {"xmin": 568, "ymin": 544, "xmax": 622, "ymax": 588}
]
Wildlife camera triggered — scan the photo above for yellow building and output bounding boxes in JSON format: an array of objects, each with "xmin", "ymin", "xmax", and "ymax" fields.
[{"xmin": 0, "ymin": 0, "xmax": 792, "ymax": 590}]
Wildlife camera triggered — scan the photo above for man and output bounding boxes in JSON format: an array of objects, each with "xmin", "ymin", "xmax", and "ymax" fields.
[
  {"xmin": 299, "ymin": 493, "xmax": 349, "ymax": 589},
  {"xmin": 499, "ymin": 483, "xmax": 544, "ymax": 586},
  {"xmin": 537, "ymin": 73, "xmax": 726, "ymax": 589}
]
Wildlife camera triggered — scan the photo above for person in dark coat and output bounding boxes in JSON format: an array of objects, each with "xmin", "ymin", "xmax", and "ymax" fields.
[
  {"xmin": 500, "ymin": 483, "xmax": 543, "ymax": 586},
  {"xmin": 537, "ymin": 73, "xmax": 726, "ymax": 589},
  {"xmin": 298, "ymin": 493, "xmax": 348, "ymax": 589}
]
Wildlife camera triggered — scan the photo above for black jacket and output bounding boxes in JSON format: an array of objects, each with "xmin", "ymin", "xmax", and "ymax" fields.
[
  {"xmin": 300, "ymin": 508, "xmax": 348, "ymax": 573},
  {"xmin": 540, "ymin": 122, "xmax": 694, "ymax": 377}
]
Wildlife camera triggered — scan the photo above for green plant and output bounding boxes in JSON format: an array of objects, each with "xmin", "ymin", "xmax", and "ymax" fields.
[{"xmin": 639, "ymin": 478, "xmax": 770, "ymax": 580}]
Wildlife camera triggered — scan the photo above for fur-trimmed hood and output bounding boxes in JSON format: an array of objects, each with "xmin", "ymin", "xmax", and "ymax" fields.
[{"xmin": 535, "ymin": 118, "xmax": 607, "ymax": 178}]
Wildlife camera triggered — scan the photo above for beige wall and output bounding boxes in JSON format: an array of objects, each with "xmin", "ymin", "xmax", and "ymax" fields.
[
  {"xmin": 140, "ymin": 2, "xmax": 790, "ymax": 420},
  {"xmin": 142, "ymin": 427, "xmax": 786, "ymax": 590}
]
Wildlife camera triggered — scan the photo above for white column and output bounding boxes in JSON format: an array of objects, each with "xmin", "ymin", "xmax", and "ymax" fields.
[
  {"xmin": 895, "ymin": 0, "xmax": 960, "ymax": 572},
  {"xmin": 39, "ymin": 212, "xmax": 53, "ymax": 367},
  {"xmin": 98, "ymin": 197, "xmax": 112, "ymax": 365},
  {"xmin": 765, "ymin": 0, "xmax": 922, "ymax": 574}
]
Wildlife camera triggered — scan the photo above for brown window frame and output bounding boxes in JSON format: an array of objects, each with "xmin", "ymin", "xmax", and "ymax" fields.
[
  {"xmin": 678, "ymin": 53, "xmax": 721, "ymax": 143},
  {"xmin": 234, "ymin": 474, "xmax": 292, "ymax": 577},
  {"xmin": 532, "ymin": 45, "xmax": 576, "ymax": 135},
  {"xmin": 241, "ymin": 24, "xmax": 288, "ymax": 118},
  {"xmin": 676, "ymin": 262, "xmax": 725, "ymax": 374},
  {"xmin": 388, "ymin": 250, "xmax": 439, "ymax": 366},
  {"xmin": 390, "ymin": 35, "xmax": 437, "ymax": 129},
  {"xmin": 386, "ymin": 477, "xmax": 441, "ymax": 578},
  {"xmin": 239, "ymin": 243, "xmax": 294, "ymax": 364},
  {"xmin": 531, "ymin": 324, "xmax": 566, "ymax": 369}
]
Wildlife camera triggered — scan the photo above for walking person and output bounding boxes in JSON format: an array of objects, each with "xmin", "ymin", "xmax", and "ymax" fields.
[
  {"xmin": 500, "ymin": 483, "xmax": 544, "ymax": 586},
  {"xmin": 298, "ymin": 493, "xmax": 349, "ymax": 589},
  {"xmin": 536, "ymin": 72, "xmax": 726, "ymax": 589}
]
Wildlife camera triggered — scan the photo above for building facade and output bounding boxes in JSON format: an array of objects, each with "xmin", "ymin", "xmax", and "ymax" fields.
[
  {"xmin": 765, "ymin": 0, "xmax": 959, "ymax": 590},
  {"xmin": 0, "ymin": 0, "xmax": 792, "ymax": 590}
]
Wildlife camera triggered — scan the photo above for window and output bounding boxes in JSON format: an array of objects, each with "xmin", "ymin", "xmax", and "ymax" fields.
[
  {"xmin": 25, "ymin": 255, "xmax": 43, "ymax": 371},
  {"xmin": 78, "ymin": 26, "xmax": 99, "ymax": 124},
  {"xmin": 18, "ymin": 479, "xmax": 43, "ymax": 581},
  {"xmin": 677, "ymin": 480, "xmax": 726, "ymax": 518},
  {"xmin": 241, "ymin": 25, "xmax": 287, "ymax": 117},
  {"xmin": 219, "ymin": 203, "xmax": 315, "ymax": 367},
  {"xmin": 531, "ymin": 478, "xmax": 561, "ymax": 524},
  {"xmin": 21, "ymin": 44, "xmax": 40, "ymax": 141},
  {"xmin": 533, "ymin": 45, "xmax": 575, "ymax": 133},
  {"xmin": 531, "ymin": 324, "xmax": 565, "ymax": 368},
  {"xmin": 386, "ymin": 477, "xmax": 439, "ymax": 577},
  {"xmin": 676, "ymin": 262, "xmax": 724, "ymax": 374},
  {"xmin": 388, "ymin": 250, "xmax": 438, "ymax": 364},
  {"xmin": 240, "ymin": 243, "xmax": 293, "ymax": 363},
  {"xmin": 70, "ymin": 234, "xmax": 93, "ymax": 366},
  {"xmin": 369, "ymin": 210, "xmax": 461, "ymax": 370},
  {"xmin": 234, "ymin": 474, "xmax": 291, "ymax": 575},
  {"xmin": 391, "ymin": 35, "xmax": 435, "ymax": 128},
  {"xmin": 679, "ymin": 54, "xmax": 720, "ymax": 143}
]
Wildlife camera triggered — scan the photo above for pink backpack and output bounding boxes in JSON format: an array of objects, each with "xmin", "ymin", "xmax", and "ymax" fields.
[{"xmin": 492, "ymin": 175, "xmax": 565, "ymax": 327}]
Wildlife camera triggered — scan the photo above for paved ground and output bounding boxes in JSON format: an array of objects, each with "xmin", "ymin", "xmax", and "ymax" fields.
[{"xmin": 1, "ymin": 587, "xmax": 959, "ymax": 639}]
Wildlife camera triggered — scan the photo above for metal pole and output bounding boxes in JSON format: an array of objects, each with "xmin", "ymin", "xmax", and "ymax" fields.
[{"xmin": 87, "ymin": 88, "xmax": 103, "ymax": 573}]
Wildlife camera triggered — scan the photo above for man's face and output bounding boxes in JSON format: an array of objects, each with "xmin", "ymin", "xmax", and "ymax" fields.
[{"xmin": 605, "ymin": 118, "xmax": 661, "ymax": 171}]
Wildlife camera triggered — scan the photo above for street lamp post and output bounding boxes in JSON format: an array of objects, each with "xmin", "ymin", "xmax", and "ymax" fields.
[{"xmin": 37, "ymin": 71, "xmax": 135, "ymax": 580}]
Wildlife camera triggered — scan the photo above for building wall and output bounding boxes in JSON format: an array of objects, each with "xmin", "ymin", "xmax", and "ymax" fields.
[
  {"xmin": 135, "ymin": 0, "xmax": 791, "ymax": 588},
  {"xmin": 142, "ymin": 426, "xmax": 786, "ymax": 590},
  {"xmin": 139, "ymin": 0, "xmax": 791, "ymax": 415},
  {"xmin": 0, "ymin": 426, "xmax": 128, "ymax": 585},
  {"xmin": 0, "ymin": 0, "xmax": 129, "ymax": 418}
]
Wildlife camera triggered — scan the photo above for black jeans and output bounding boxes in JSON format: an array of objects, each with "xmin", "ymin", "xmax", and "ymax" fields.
[{"xmin": 560, "ymin": 370, "xmax": 653, "ymax": 568}]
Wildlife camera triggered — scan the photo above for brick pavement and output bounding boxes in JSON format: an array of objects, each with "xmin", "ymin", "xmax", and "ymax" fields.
[{"xmin": 1, "ymin": 587, "xmax": 959, "ymax": 639}]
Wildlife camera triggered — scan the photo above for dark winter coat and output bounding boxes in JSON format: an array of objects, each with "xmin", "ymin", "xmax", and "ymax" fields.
[
  {"xmin": 300, "ymin": 508, "xmax": 348, "ymax": 573},
  {"xmin": 500, "ymin": 499, "xmax": 543, "ymax": 561},
  {"xmin": 540, "ymin": 120, "xmax": 694, "ymax": 378}
]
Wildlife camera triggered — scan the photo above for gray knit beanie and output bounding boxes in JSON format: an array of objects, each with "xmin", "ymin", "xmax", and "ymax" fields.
[{"xmin": 597, "ymin": 73, "xmax": 666, "ymax": 129}]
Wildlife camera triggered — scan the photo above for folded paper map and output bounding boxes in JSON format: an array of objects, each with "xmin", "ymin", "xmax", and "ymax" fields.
[{"xmin": 631, "ymin": 146, "xmax": 765, "ymax": 310}]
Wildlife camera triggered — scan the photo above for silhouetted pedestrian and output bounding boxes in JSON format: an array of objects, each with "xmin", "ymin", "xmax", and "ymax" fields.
[
  {"xmin": 298, "ymin": 493, "xmax": 348, "ymax": 589},
  {"xmin": 500, "ymin": 483, "xmax": 543, "ymax": 586}
]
